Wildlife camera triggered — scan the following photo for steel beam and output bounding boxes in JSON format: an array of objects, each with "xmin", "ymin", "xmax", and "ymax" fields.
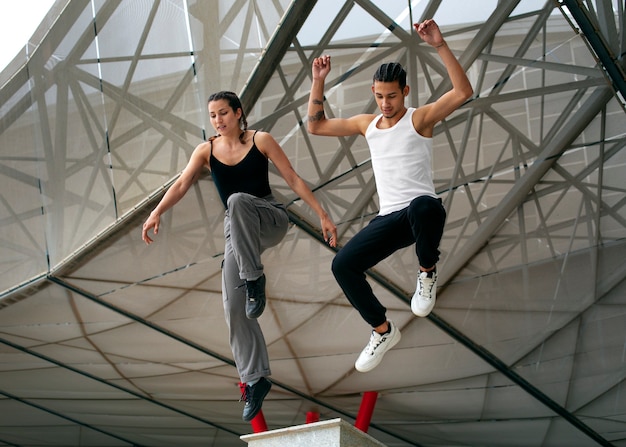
[
  {"xmin": 562, "ymin": 0, "xmax": 626, "ymax": 100},
  {"xmin": 239, "ymin": 0, "xmax": 317, "ymax": 112}
]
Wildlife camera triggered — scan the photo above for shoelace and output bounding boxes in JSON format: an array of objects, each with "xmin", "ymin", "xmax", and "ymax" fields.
[
  {"xmin": 365, "ymin": 331, "xmax": 386, "ymax": 355},
  {"xmin": 241, "ymin": 279, "xmax": 263, "ymax": 299},
  {"xmin": 237, "ymin": 281, "xmax": 258, "ymax": 302},
  {"xmin": 419, "ymin": 272, "xmax": 435, "ymax": 300},
  {"xmin": 239, "ymin": 382, "xmax": 250, "ymax": 403}
]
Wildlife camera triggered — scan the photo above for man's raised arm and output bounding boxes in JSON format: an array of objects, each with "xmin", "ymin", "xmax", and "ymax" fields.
[{"xmin": 307, "ymin": 55, "xmax": 367, "ymax": 137}]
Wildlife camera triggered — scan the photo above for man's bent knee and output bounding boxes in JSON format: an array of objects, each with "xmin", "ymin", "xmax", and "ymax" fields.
[{"xmin": 331, "ymin": 253, "xmax": 344, "ymax": 278}]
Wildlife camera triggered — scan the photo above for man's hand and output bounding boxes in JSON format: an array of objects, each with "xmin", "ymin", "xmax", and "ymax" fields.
[
  {"xmin": 414, "ymin": 19, "xmax": 444, "ymax": 47},
  {"xmin": 312, "ymin": 55, "xmax": 331, "ymax": 81}
]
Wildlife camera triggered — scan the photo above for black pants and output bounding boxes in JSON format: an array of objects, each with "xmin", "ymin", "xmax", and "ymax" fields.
[{"xmin": 332, "ymin": 196, "xmax": 446, "ymax": 327}]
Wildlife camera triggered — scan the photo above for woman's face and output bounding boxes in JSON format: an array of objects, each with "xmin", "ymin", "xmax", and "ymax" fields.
[{"xmin": 208, "ymin": 99, "xmax": 242, "ymax": 135}]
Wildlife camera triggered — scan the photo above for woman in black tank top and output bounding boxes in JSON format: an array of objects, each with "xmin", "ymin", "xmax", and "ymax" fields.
[{"xmin": 141, "ymin": 91, "xmax": 337, "ymax": 423}]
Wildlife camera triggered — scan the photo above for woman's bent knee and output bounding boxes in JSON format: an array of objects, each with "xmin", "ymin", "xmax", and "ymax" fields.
[{"xmin": 227, "ymin": 192, "xmax": 250, "ymax": 209}]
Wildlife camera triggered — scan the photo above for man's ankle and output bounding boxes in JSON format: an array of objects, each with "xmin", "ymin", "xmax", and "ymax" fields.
[{"xmin": 420, "ymin": 266, "xmax": 437, "ymax": 277}]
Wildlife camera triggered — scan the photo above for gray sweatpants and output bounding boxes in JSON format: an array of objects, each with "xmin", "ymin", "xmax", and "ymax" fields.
[{"xmin": 221, "ymin": 192, "xmax": 289, "ymax": 383}]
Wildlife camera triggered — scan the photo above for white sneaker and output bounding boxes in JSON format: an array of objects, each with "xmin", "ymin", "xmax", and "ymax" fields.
[
  {"xmin": 411, "ymin": 269, "xmax": 437, "ymax": 317},
  {"xmin": 354, "ymin": 320, "xmax": 401, "ymax": 373}
]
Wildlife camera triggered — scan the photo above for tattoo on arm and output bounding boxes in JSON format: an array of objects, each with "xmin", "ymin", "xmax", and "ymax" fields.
[
  {"xmin": 308, "ymin": 111, "xmax": 325, "ymax": 122},
  {"xmin": 309, "ymin": 98, "xmax": 325, "ymax": 122}
]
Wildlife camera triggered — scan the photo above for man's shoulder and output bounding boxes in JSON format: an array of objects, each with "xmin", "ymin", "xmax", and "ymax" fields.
[
  {"xmin": 352, "ymin": 113, "xmax": 377, "ymax": 122},
  {"xmin": 408, "ymin": 105, "xmax": 435, "ymax": 136},
  {"xmin": 354, "ymin": 113, "xmax": 378, "ymax": 131}
]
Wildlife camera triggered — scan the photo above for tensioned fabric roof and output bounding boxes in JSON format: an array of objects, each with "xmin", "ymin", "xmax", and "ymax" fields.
[{"xmin": 0, "ymin": 1, "xmax": 625, "ymax": 446}]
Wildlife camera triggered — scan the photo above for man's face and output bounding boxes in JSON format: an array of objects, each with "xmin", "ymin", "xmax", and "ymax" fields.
[{"xmin": 372, "ymin": 81, "xmax": 409, "ymax": 119}]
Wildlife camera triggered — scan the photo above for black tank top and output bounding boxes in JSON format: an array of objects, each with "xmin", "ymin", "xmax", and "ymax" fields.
[{"xmin": 209, "ymin": 132, "xmax": 272, "ymax": 208}]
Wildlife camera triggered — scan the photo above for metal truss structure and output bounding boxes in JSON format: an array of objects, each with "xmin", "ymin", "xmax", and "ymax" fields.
[{"xmin": 0, "ymin": 0, "xmax": 625, "ymax": 446}]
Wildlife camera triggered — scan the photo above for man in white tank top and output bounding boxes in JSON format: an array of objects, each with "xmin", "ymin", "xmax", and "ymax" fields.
[{"xmin": 307, "ymin": 19, "xmax": 473, "ymax": 373}]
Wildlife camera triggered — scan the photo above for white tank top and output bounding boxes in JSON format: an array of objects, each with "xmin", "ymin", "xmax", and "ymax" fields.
[{"xmin": 365, "ymin": 107, "xmax": 436, "ymax": 216}]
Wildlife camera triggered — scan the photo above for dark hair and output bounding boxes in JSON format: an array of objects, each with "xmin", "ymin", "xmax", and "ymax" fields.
[
  {"xmin": 207, "ymin": 91, "xmax": 248, "ymax": 143},
  {"xmin": 373, "ymin": 62, "xmax": 407, "ymax": 90}
]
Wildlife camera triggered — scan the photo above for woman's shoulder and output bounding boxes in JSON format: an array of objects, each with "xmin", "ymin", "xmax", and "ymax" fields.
[
  {"xmin": 248, "ymin": 129, "xmax": 266, "ymax": 140},
  {"xmin": 248, "ymin": 129, "xmax": 274, "ymax": 147},
  {"xmin": 249, "ymin": 129, "xmax": 280, "ymax": 154},
  {"xmin": 190, "ymin": 140, "xmax": 216, "ymax": 166},
  {"xmin": 194, "ymin": 139, "xmax": 214, "ymax": 154}
]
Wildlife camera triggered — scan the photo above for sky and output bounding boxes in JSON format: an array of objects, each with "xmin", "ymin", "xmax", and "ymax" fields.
[{"xmin": 0, "ymin": 0, "xmax": 56, "ymax": 72}]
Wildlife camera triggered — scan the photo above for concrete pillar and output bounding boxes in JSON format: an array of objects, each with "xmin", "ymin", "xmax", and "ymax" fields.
[{"xmin": 241, "ymin": 418, "xmax": 387, "ymax": 447}]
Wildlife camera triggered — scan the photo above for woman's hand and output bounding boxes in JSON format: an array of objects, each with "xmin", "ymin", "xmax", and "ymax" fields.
[
  {"xmin": 142, "ymin": 211, "xmax": 160, "ymax": 245},
  {"xmin": 321, "ymin": 213, "xmax": 338, "ymax": 248}
]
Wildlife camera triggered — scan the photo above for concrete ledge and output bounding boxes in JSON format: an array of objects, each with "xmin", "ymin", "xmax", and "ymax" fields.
[{"xmin": 241, "ymin": 418, "xmax": 387, "ymax": 447}]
